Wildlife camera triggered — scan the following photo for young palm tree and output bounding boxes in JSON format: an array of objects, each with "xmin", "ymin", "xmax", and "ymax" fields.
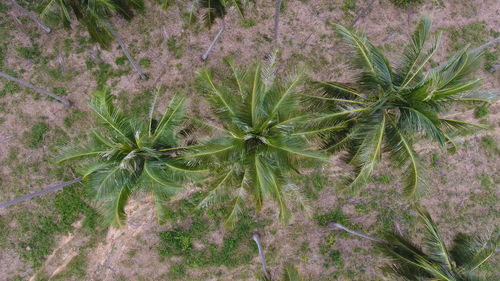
[
  {"xmin": 41, "ymin": 0, "xmax": 146, "ymax": 79},
  {"xmin": 309, "ymin": 17, "xmax": 499, "ymax": 197},
  {"xmin": 329, "ymin": 209, "xmax": 499, "ymax": 280},
  {"xmin": 56, "ymin": 89, "xmax": 200, "ymax": 226},
  {"xmin": 185, "ymin": 56, "xmax": 327, "ymax": 226}
]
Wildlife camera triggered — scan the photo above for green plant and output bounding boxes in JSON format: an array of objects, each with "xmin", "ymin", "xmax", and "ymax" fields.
[
  {"xmin": 139, "ymin": 58, "xmax": 151, "ymax": 68},
  {"xmin": 390, "ymin": 0, "xmax": 423, "ymax": 7},
  {"xmin": 475, "ymin": 105, "xmax": 489, "ymax": 118},
  {"xmin": 24, "ymin": 121, "xmax": 49, "ymax": 149},
  {"xmin": 185, "ymin": 56, "xmax": 326, "ymax": 226},
  {"xmin": 311, "ymin": 17, "xmax": 498, "ymax": 197},
  {"xmin": 378, "ymin": 209, "xmax": 499, "ymax": 280},
  {"xmin": 480, "ymin": 135, "xmax": 499, "ymax": 154},
  {"xmin": 189, "ymin": 0, "xmax": 254, "ymax": 28},
  {"xmin": 56, "ymin": 89, "xmax": 200, "ymax": 226},
  {"xmin": 41, "ymin": 0, "xmax": 144, "ymax": 49}
]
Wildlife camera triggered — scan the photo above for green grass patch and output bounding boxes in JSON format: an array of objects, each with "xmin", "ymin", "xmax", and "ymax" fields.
[
  {"xmin": 480, "ymin": 135, "xmax": 500, "ymax": 155},
  {"xmin": 475, "ymin": 105, "xmax": 489, "ymax": 118},
  {"xmin": 157, "ymin": 193, "xmax": 260, "ymax": 279},
  {"xmin": 16, "ymin": 43, "xmax": 42, "ymax": 63},
  {"xmin": 315, "ymin": 208, "xmax": 347, "ymax": 227},
  {"xmin": 24, "ymin": 121, "xmax": 49, "ymax": 148},
  {"xmin": 14, "ymin": 185, "xmax": 101, "ymax": 268}
]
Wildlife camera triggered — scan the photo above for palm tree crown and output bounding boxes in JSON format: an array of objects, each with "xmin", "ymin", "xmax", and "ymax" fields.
[
  {"xmin": 310, "ymin": 17, "xmax": 498, "ymax": 197},
  {"xmin": 41, "ymin": 0, "xmax": 144, "ymax": 49},
  {"xmin": 379, "ymin": 209, "xmax": 499, "ymax": 280},
  {"xmin": 185, "ymin": 56, "xmax": 327, "ymax": 226},
  {"xmin": 57, "ymin": 90, "xmax": 198, "ymax": 226}
]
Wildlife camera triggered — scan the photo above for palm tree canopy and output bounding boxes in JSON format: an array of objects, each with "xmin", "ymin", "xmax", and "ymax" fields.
[
  {"xmin": 378, "ymin": 209, "xmax": 499, "ymax": 281},
  {"xmin": 57, "ymin": 89, "xmax": 200, "ymax": 226},
  {"xmin": 189, "ymin": 0, "xmax": 254, "ymax": 28},
  {"xmin": 185, "ymin": 55, "xmax": 327, "ymax": 227},
  {"xmin": 309, "ymin": 17, "xmax": 499, "ymax": 197},
  {"xmin": 41, "ymin": 0, "xmax": 144, "ymax": 49}
]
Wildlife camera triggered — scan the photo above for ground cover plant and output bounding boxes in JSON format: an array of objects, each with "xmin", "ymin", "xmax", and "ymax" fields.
[{"xmin": 0, "ymin": 0, "xmax": 499, "ymax": 280}]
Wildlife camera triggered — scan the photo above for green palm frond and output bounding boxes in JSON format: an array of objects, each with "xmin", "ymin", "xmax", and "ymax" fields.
[
  {"xmin": 57, "ymin": 89, "xmax": 199, "ymax": 226},
  {"xmin": 450, "ymin": 228, "xmax": 499, "ymax": 271},
  {"xmin": 311, "ymin": 17, "xmax": 498, "ymax": 197},
  {"xmin": 189, "ymin": 59, "xmax": 325, "ymax": 225},
  {"xmin": 377, "ymin": 208, "xmax": 497, "ymax": 280},
  {"xmin": 41, "ymin": 0, "xmax": 142, "ymax": 49},
  {"xmin": 192, "ymin": 0, "xmax": 253, "ymax": 28}
]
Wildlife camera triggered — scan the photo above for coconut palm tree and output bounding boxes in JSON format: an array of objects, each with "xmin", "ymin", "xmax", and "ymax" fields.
[
  {"xmin": 308, "ymin": 17, "xmax": 499, "ymax": 197},
  {"xmin": 56, "ymin": 89, "xmax": 201, "ymax": 226},
  {"xmin": 329, "ymin": 209, "xmax": 499, "ymax": 280},
  {"xmin": 184, "ymin": 55, "xmax": 327, "ymax": 226},
  {"xmin": 41, "ymin": 0, "xmax": 146, "ymax": 79}
]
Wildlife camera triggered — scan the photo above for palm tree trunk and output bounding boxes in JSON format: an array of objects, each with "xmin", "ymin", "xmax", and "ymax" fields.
[
  {"xmin": 471, "ymin": 37, "xmax": 500, "ymax": 54},
  {"xmin": 328, "ymin": 222, "xmax": 386, "ymax": 243},
  {"xmin": 0, "ymin": 177, "xmax": 82, "ymax": 208},
  {"xmin": 273, "ymin": 0, "xmax": 282, "ymax": 49},
  {"xmin": 0, "ymin": 71, "xmax": 71, "ymax": 106},
  {"xmin": 351, "ymin": 0, "xmax": 376, "ymax": 27},
  {"xmin": 105, "ymin": 23, "xmax": 146, "ymax": 80},
  {"xmin": 252, "ymin": 233, "xmax": 271, "ymax": 280},
  {"xmin": 9, "ymin": 0, "xmax": 51, "ymax": 34},
  {"xmin": 202, "ymin": 19, "xmax": 225, "ymax": 61}
]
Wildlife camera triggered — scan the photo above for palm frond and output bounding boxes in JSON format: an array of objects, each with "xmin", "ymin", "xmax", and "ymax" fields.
[
  {"xmin": 347, "ymin": 113, "xmax": 386, "ymax": 193},
  {"xmin": 152, "ymin": 92, "xmax": 186, "ymax": 145},
  {"xmin": 418, "ymin": 209, "xmax": 454, "ymax": 271},
  {"xmin": 450, "ymin": 228, "xmax": 499, "ymax": 271},
  {"xmin": 335, "ymin": 24, "xmax": 393, "ymax": 92},
  {"xmin": 386, "ymin": 117, "xmax": 427, "ymax": 198}
]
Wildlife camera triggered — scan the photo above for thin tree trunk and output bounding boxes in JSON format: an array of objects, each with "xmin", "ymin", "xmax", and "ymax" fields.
[
  {"xmin": 351, "ymin": 0, "xmax": 376, "ymax": 27},
  {"xmin": 0, "ymin": 71, "xmax": 71, "ymax": 106},
  {"xmin": 105, "ymin": 23, "xmax": 146, "ymax": 80},
  {"xmin": 9, "ymin": 0, "xmax": 51, "ymax": 34},
  {"xmin": 471, "ymin": 37, "xmax": 500, "ymax": 54},
  {"xmin": 328, "ymin": 222, "xmax": 386, "ymax": 243},
  {"xmin": 202, "ymin": 19, "xmax": 225, "ymax": 61},
  {"xmin": 252, "ymin": 233, "xmax": 271, "ymax": 280},
  {"xmin": 273, "ymin": 0, "xmax": 282, "ymax": 49},
  {"xmin": 0, "ymin": 177, "xmax": 82, "ymax": 208}
]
